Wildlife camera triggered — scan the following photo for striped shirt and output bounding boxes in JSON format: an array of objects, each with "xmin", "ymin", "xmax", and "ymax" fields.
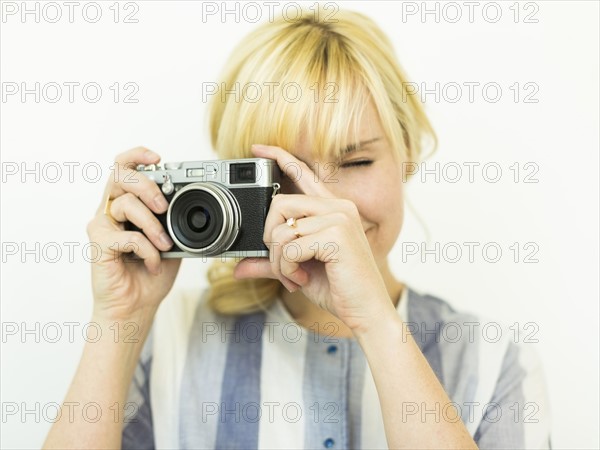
[{"xmin": 121, "ymin": 286, "xmax": 552, "ymax": 449}]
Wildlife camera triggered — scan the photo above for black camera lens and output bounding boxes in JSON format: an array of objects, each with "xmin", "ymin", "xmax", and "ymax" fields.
[
  {"xmin": 171, "ymin": 190, "xmax": 222, "ymax": 249},
  {"xmin": 188, "ymin": 206, "xmax": 210, "ymax": 232},
  {"xmin": 167, "ymin": 183, "xmax": 241, "ymax": 255}
]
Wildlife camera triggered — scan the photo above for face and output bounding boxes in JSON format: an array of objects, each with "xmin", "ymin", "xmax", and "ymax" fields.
[{"xmin": 285, "ymin": 101, "xmax": 405, "ymax": 268}]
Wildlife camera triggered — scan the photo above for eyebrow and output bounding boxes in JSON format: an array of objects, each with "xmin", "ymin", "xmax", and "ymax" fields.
[{"xmin": 341, "ymin": 137, "xmax": 382, "ymax": 154}]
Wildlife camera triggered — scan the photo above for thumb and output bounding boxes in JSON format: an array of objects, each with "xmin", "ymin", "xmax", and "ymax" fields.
[
  {"xmin": 233, "ymin": 258, "xmax": 275, "ymax": 280},
  {"xmin": 234, "ymin": 258, "xmax": 301, "ymax": 293}
]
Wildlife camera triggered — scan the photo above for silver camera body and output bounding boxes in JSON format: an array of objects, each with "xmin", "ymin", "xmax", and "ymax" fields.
[{"xmin": 125, "ymin": 158, "xmax": 281, "ymax": 258}]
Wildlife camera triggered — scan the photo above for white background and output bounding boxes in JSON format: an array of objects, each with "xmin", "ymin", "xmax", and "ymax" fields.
[{"xmin": 1, "ymin": 1, "xmax": 598, "ymax": 448}]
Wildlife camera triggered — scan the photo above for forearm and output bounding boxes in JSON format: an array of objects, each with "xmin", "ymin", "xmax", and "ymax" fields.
[
  {"xmin": 43, "ymin": 314, "xmax": 154, "ymax": 449},
  {"xmin": 355, "ymin": 308, "xmax": 478, "ymax": 450}
]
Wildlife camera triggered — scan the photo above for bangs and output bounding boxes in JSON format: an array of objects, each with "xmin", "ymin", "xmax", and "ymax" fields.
[{"xmin": 211, "ymin": 19, "xmax": 402, "ymax": 162}]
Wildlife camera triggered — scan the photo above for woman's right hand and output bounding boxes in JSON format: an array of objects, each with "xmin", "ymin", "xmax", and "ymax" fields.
[{"xmin": 86, "ymin": 147, "xmax": 182, "ymax": 323}]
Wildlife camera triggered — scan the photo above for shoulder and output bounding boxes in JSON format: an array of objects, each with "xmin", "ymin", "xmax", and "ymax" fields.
[
  {"xmin": 406, "ymin": 287, "xmax": 477, "ymax": 327},
  {"xmin": 405, "ymin": 287, "xmax": 551, "ymax": 444},
  {"xmin": 405, "ymin": 286, "xmax": 512, "ymax": 352},
  {"xmin": 405, "ymin": 287, "xmax": 521, "ymax": 384},
  {"xmin": 405, "ymin": 287, "xmax": 499, "ymax": 364}
]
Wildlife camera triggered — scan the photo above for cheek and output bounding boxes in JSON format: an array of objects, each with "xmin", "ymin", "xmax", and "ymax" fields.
[
  {"xmin": 370, "ymin": 169, "xmax": 405, "ymax": 249},
  {"xmin": 380, "ymin": 182, "xmax": 404, "ymax": 235},
  {"xmin": 349, "ymin": 170, "xmax": 405, "ymax": 232},
  {"xmin": 371, "ymin": 164, "xmax": 404, "ymax": 209}
]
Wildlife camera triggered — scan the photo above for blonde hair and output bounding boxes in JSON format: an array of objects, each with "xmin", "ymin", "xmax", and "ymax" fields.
[{"xmin": 207, "ymin": 8, "xmax": 437, "ymax": 315}]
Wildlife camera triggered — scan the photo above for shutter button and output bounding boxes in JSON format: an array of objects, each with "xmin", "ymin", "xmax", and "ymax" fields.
[
  {"xmin": 323, "ymin": 438, "xmax": 335, "ymax": 448},
  {"xmin": 327, "ymin": 345, "xmax": 337, "ymax": 354}
]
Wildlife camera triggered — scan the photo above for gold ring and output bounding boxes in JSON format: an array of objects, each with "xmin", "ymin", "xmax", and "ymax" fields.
[
  {"xmin": 286, "ymin": 217, "xmax": 297, "ymax": 228},
  {"xmin": 103, "ymin": 197, "xmax": 118, "ymax": 224}
]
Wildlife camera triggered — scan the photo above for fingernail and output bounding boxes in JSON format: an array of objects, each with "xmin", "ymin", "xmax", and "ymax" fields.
[
  {"xmin": 159, "ymin": 232, "xmax": 174, "ymax": 248},
  {"xmin": 252, "ymin": 144, "xmax": 267, "ymax": 150},
  {"xmin": 154, "ymin": 195, "xmax": 169, "ymax": 211},
  {"xmin": 144, "ymin": 149, "xmax": 159, "ymax": 160},
  {"xmin": 285, "ymin": 281, "xmax": 298, "ymax": 293}
]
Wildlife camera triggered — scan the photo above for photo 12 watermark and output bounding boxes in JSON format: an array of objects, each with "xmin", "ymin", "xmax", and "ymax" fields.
[
  {"xmin": 201, "ymin": 81, "xmax": 340, "ymax": 104},
  {"xmin": 399, "ymin": 400, "xmax": 540, "ymax": 425},
  {"xmin": 402, "ymin": 81, "xmax": 540, "ymax": 104},
  {"xmin": 401, "ymin": 161, "xmax": 540, "ymax": 184},
  {"xmin": 2, "ymin": 320, "xmax": 142, "ymax": 344},
  {"xmin": 1, "ymin": 1, "xmax": 140, "ymax": 24},
  {"xmin": 1, "ymin": 82, "xmax": 140, "ymax": 104},
  {"xmin": 1, "ymin": 401, "xmax": 142, "ymax": 424},
  {"xmin": 400, "ymin": 241, "xmax": 540, "ymax": 264},
  {"xmin": 403, "ymin": 320, "xmax": 540, "ymax": 345},
  {"xmin": 199, "ymin": 401, "xmax": 340, "ymax": 424},
  {"xmin": 200, "ymin": 2, "xmax": 339, "ymax": 24},
  {"xmin": 398, "ymin": 1, "xmax": 540, "ymax": 24}
]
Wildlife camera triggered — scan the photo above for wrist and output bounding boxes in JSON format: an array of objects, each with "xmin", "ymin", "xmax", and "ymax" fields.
[
  {"xmin": 89, "ymin": 307, "xmax": 156, "ymax": 349},
  {"xmin": 354, "ymin": 314, "xmax": 408, "ymax": 362},
  {"xmin": 81, "ymin": 314, "xmax": 154, "ymax": 383},
  {"xmin": 351, "ymin": 299, "xmax": 402, "ymax": 341},
  {"xmin": 92, "ymin": 304, "xmax": 157, "ymax": 328}
]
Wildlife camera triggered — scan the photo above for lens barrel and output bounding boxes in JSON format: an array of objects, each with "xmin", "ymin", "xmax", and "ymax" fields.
[{"xmin": 166, "ymin": 183, "xmax": 241, "ymax": 255}]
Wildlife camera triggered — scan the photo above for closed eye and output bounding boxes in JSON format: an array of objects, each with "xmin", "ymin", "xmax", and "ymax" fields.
[{"xmin": 340, "ymin": 160, "xmax": 373, "ymax": 168}]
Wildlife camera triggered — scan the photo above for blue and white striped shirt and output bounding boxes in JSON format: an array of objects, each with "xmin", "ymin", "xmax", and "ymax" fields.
[{"xmin": 122, "ymin": 286, "xmax": 552, "ymax": 449}]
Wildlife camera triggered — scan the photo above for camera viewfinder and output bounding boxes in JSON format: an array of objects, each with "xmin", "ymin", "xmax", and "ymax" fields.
[{"xmin": 230, "ymin": 163, "xmax": 256, "ymax": 184}]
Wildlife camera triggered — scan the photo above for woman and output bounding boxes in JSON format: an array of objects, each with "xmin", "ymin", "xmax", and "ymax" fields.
[{"xmin": 44, "ymin": 8, "xmax": 551, "ymax": 449}]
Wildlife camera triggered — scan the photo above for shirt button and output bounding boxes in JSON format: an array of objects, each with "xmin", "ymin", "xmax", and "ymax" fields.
[
  {"xmin": 327, "ymin": 345, "xmax": 338, "ymax": 354},
  {"xmin": 323, "ymin": 438, "xmax": 335, "ymax": 448}
]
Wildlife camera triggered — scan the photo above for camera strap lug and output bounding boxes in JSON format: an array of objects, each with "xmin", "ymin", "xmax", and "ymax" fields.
[{"xmin": 271, "ymin": 182, "xmax": 281, "ymax": 197}]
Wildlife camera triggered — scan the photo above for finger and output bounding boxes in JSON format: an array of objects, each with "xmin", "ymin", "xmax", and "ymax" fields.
[
  {"xmin": 95, "ymin": 230, "xmax": 162, "ymax": 275},
  {"xmin": 271, "ymin": 223, "xmax": 310, "ymax": 284},
  {"xmin": 109, "ymin": 166, "xmax": 169, "ymax": 215},
  {"xmin": 268, "ymin": 223, "xmax": 299, "ymax": 291},
  {"xmin": 115, "ymin": 146, "xmax": 161, "ymax": 169},
  {"xmin": 271, "ymin": 213, "xmax": 341, "ymax": 243},
  {"xmin": 234, "ymin": 258, "xmax": 276, "ymax": 280},
  {"xmin": 110, "ymin": 193, "xmax": 174, "ymax": 251},
  {"xmin": 96, "ymin": 147, "xmax": 162, "ymax": 216},
  {"xmin": 234, "ymin": 258, "xmax": 300, "ymax": 292},
  {"xmin": 269, "ymin": 215, "xmax": 344, "ymax": 291},
  {"xmin": 263, "ymin": 195, "xmax": 355, "ymax": 249},
  {"xmin": 251, "ymin": 144, "xmax": 334, "ymax": 198},
  {"xmin": 280, "ymin": 230, "xmax": 340, "ymax": 286}
]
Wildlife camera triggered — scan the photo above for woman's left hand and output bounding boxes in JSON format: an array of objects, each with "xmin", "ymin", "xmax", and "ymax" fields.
[{"xmin": 234, "ymin": 144, "xmax": 393, "ymax": 333}]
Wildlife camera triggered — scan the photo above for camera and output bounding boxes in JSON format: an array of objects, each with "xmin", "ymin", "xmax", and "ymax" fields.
[{"xmin": 125, "ymin": 158, "xmax": 281, "ymax": 258}]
